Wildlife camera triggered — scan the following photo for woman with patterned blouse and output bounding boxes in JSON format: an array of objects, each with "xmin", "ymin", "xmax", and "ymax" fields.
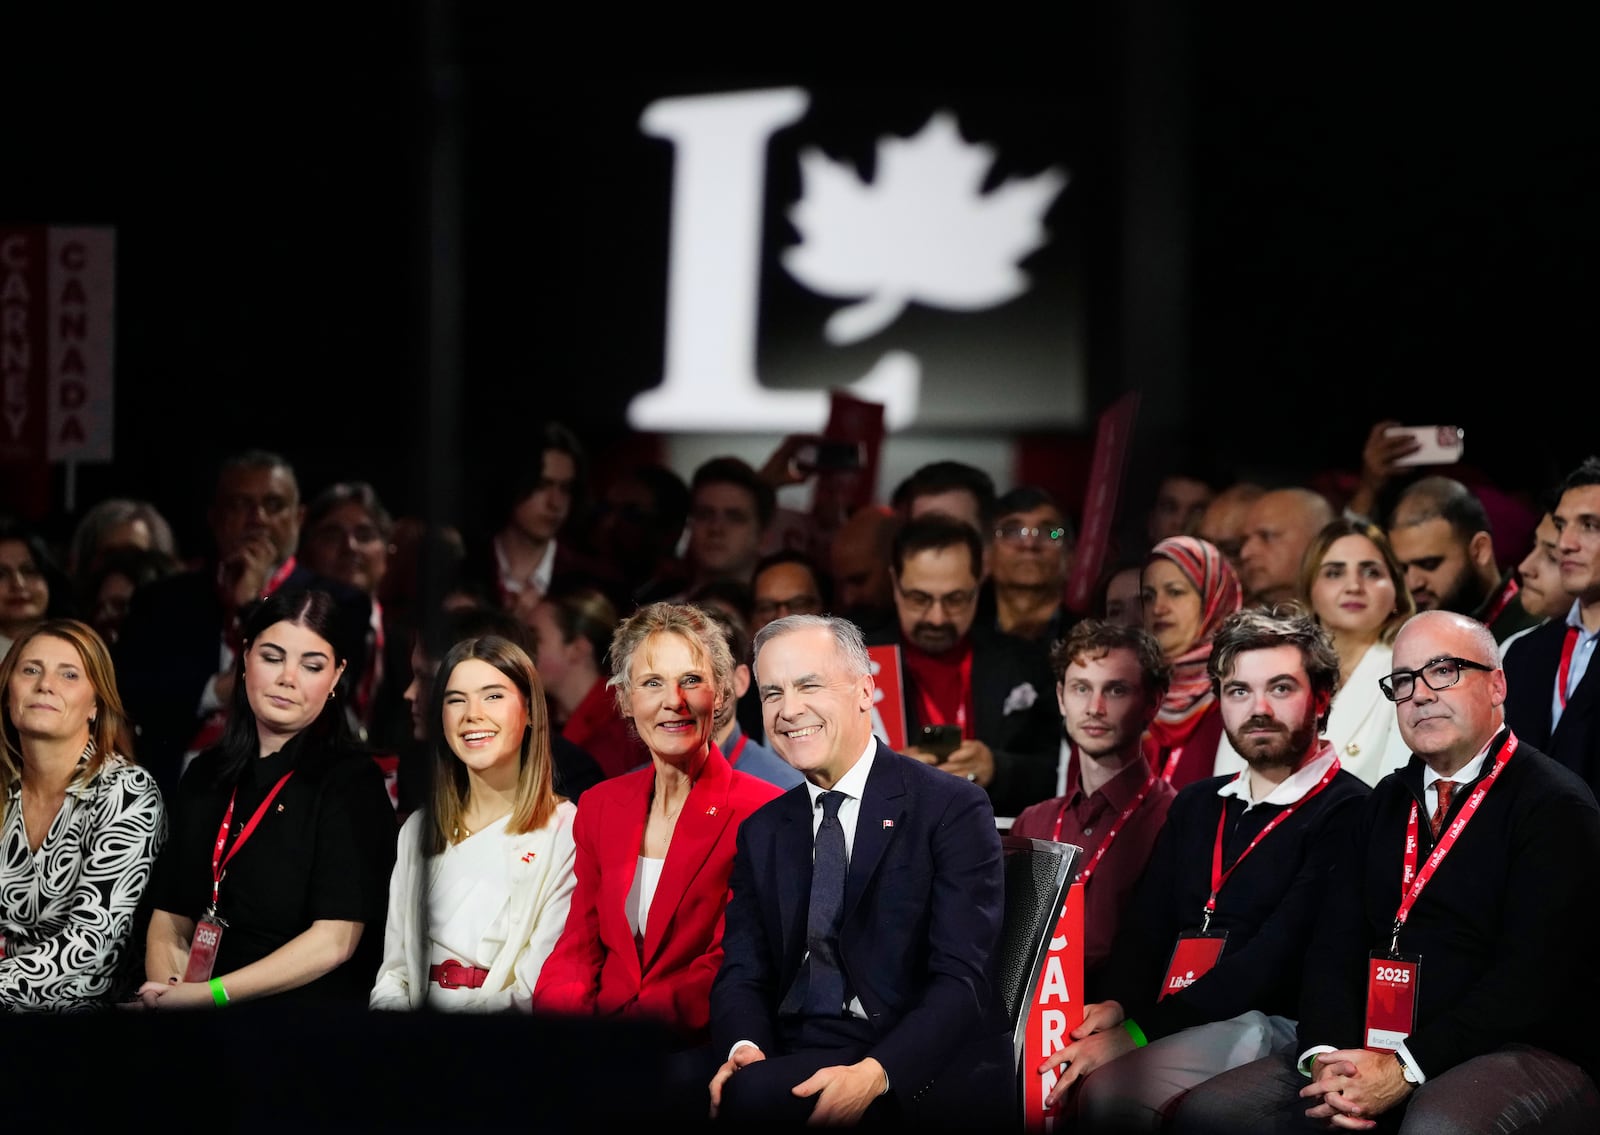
[{"xmin": 0, "ymin": 619, "xmax": 166, "ymax": 1011}]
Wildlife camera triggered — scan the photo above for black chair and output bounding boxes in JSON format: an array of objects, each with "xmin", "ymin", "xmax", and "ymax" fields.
[{"xmin": 996, "ymin": 834, "xmax": 1082, "ymax": 1118}]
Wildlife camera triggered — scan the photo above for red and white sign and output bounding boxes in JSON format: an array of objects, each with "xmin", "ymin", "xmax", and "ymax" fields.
[
  {"xmin": 867, "ymin": 643, "xmax": 908, "ymax": 751},
  {"xmin": 0, "ymin": 225, "xmax": 115, "ymax": 467},
  {"xmin": 1022, "ymin": 881, "xmax": 1086, "ymax": 1132}
]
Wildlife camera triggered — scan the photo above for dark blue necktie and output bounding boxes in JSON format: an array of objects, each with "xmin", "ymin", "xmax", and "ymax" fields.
[{"xmin": 801, "ymin": 789, "xmax": 849, "ymax": 1017}]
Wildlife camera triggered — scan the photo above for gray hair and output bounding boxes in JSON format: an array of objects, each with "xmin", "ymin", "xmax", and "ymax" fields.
[
  {"xmin": 752, "ymin": 613, "xmax": 872, "ymax": 682},
  {"xmin": 1396, "ymin": 609, "xmax": 1500, "ymax": 669}
]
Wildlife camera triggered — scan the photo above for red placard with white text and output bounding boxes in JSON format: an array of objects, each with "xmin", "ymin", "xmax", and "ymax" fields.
[
  {"xmin": 867, "ymin": 644, "xmax": 907, "ymax": 751},
  {"xmin": 1063, "ymin": 392, "xmax": 1140, "ymax": 614},
  {"xmin": 1022, "ymin": 881, "xmax": 1086, "ymax": 1132}
]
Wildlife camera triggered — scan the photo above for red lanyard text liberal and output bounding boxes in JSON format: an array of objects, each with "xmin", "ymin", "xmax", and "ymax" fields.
[
  {"xmin": 1054, "ymin": 773, "xmax": 1159, "ymax": 886},
  {"xmin": 1202, "ymin": 758, "xmax": 1341, "ymax": 931},
  {"xmin": 1394, "ymin": 733, "xmax": 1517, "ymax": 951},
  {"xmin": 210, "ymin": 772, "xmax": 295, "ymax": 910}
]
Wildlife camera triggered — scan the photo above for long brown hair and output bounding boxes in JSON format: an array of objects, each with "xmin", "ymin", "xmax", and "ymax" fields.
[
  {"xmin": 1296, "ymin": 517, "xmax": 1416, "ymax": 646},
  {"xmin": 0, "ymin": 619, "xmax": 137, "ymax": 823},
  {"xmin": 426, "ymin": 634, "xmax": 559, "ymax": 855}
]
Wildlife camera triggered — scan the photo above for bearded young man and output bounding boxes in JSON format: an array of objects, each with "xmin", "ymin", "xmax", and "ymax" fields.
[{"xmin": 1036, "ymin": 606, "xmax": 1370, "ymax": 1132}]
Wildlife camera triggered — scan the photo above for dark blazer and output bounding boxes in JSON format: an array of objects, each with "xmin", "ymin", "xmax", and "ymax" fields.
[
  {"xmin": 1503, "ymin": 616, "xmax": 1600, "ymax": 792},
  {"xmin": 866, "ymin": 626, "xmax": 1061, "ymax": 818},
  {"xmin": 1297, "ymin": 734, "xmax": 1600, "ymax": 1079},
  {"xmin": 710, "ymin": 742, "xmax": 1005, "ymax": 1102},
  {"xmin": 532, "ymin": 744, "xmax": 782, "ymax": 1040}
]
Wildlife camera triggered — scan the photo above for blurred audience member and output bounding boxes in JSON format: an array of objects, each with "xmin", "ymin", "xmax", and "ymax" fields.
[
  {"xmin": 0, "ymin": 520, "xmax": 75, "ymax": 660},
  {"xmin": 1142, "ymin": 536, "xmax": 1243, "ymax": 789},
  {"xmin": 1499, "ymin": 504, "xmax": 1567, "ymax": 660},
  {"xmin": 77, "ymin": 545, "xmax": 180, "ymax": 647},
  {"xmin": 990, "ymin": 485, "xmax": 1075, "ymax": 643},
  {"xmin": 66, "ymin": 497, "xmax": 180, "ymax": 581},
  {"xmin": 749, "ymin": 550, "xmax": 830, "ymax": 638},
  {"xmin": 1096, "ymin": 559, "xmax": 1145, "ymax": 628},
  {"xmin": 299, "ymin": 481, "xmax": 410, "ymax": 750},
  {"xmin": 1238, "ymin": 487, "xmax": 1335, "ymax": 607},
  {"xmin": 1, "ymin": 619, "xmax": 166, "ymax": 1010},
  {"xmin": 829, "ymin": 504, "xmax": 898, "ymax": 635},
  {"xmin": 877, "ymin": 515, "xmax": 1061, "ymax": 817},
  {"xmin": 1387, "ymin": 474, "xmax": 1540, "ymax": 644},
  {"xmin": 681, "ymin": 457, "xmax": 774, "ymax": 594},
  {"xmin": 1010, "ymin": 620, "xmax": 1176, "ymax": 996},
  {"xmin": 890, "ymin": 460, "xmax": 997, "ymax": 535},
  {"xmin": 1145, "ymin": 469, "xmax": 1217, "ymax": 547},
  {"xmin": 527, "ymin": 585, "xmax": 645, "ymax": 782},
  {"xmin": 593, "ymin": 463, "xmax": 692, "ymax": 608},
  {"xmin": 370, "ymin": 634, "xmax": 577, "ymax": 1011},
  {"xmin": 1196, "ymin": 481, "xmax": 1265, "ymax": 574}
]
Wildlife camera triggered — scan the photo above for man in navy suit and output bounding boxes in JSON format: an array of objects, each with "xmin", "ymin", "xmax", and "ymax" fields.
[{"xmin": 708, "ymin": 614, "xmax": 1007, "ymax": 1129}]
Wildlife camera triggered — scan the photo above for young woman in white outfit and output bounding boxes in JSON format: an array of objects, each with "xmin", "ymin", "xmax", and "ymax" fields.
[{"xmin": 370, "ymin": 634, "xmax": 576, "ymax": 1011}]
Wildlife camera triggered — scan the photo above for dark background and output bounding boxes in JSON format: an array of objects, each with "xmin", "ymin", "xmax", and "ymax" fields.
[{"xmin": 4, "ymin": 5, "xmax": 1595, "ymax": 558}]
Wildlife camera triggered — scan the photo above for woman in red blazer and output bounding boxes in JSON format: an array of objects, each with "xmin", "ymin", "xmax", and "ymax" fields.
[{"xmin": 532, "ymin": 601, "xmax": 783, "ymax": 1041}]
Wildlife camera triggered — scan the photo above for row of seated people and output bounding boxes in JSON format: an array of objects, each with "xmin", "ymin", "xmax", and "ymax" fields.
[{"xmin": 5, "ymin": 574, "xmax": 1598, "ymax": 1131}]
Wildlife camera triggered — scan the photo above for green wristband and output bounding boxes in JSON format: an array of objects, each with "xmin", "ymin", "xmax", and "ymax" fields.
[
  {"xmin": 1121, "ymin": 1018, "xmax": 1148, "ymax": 1048},
  {"xmin": 209, "ymin": 977, "xmax": 229, "ymax": 1006}
]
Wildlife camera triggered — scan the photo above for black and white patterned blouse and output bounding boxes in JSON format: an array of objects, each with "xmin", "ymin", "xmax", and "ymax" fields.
[{"xmin": 0, "ymin": 751, "xmax": 167, "ymax": 1011}]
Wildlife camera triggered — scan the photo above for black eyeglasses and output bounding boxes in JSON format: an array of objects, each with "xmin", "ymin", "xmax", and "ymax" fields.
[{"xmin": 1379, "ymin": 656, "xmax": 1496, "ymax": 703}]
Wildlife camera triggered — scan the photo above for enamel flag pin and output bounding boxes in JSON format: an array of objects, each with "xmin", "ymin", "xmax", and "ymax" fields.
[
  {"xmin": 707, "ymin": 806, "xmax": 719, "ymax": 816},
  {"xmin": 521, "ymin": 851, "xmax": 537, "ymax": 863},
  {"xmin": 882, "ymin": 820, "xmax": 894, "ymax": 829}
]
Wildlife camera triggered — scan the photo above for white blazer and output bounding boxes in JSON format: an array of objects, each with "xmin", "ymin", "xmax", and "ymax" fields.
[
  {"xmin": 1211, "ymin": 642, "xmax": 1410, "ymax": 788},
  {"xmin": 370, "ymin": 800, "xmax": 578, "ymax": 1011}
]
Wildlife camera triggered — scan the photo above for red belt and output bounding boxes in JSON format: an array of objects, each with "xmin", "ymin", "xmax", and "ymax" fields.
[{"xmin": 429, "ymin": 959, "xmax": 490, "ymax": 990}]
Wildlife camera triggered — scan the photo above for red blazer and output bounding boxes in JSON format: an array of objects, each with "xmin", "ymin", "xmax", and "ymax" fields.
[{"xmin": 531, "ymin": 743, "xmax": 783, "ymax": 1039}]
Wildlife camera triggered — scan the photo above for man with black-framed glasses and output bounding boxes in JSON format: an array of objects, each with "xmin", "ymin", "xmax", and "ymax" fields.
[
  {"xmin": 989, "ymin": 484, "xmax": 1077, "ymax": 644},
  {"xmin": 1174, "ymin": 610, "xmax": 1600, "ymax": 1135},
  {"xmin": 867, "ymin": 514, "xmax": 1060, "ymax": 819}
]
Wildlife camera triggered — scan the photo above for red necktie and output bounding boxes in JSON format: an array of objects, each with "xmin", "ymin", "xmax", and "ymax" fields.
[{"xmin": 1429, "ymin": 779, "xmax": 1457, "ymax": 841}]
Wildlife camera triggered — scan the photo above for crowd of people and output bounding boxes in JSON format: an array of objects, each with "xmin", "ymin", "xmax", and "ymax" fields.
[{"xmin": 2, "ymin": 416, "xmax": 1599, "ymax": 1133}]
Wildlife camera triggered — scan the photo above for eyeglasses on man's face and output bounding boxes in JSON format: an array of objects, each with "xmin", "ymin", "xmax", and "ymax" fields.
[
  {"xmin": 896, "ymin": 587, "xmax": 977, "ymax": 616},
  {"xmin": 1378, "ymin": 655, "xmax": 1496, "ymax": 703},
  {"xmin": 994, "ymin": 525, "xmax": 1067, "ymax": 545}
]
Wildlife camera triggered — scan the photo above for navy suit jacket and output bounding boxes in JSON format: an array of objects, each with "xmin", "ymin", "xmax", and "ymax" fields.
[
  {"xmin": 710, "ymin": 741, "xmax": 1005, "ymax": 1102},
  {"xmin": 1504, "ymin": 616, "xmax": 1600, "ymax": 792}
]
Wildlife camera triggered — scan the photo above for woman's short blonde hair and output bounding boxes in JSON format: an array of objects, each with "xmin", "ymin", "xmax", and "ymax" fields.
[{"xmin": 605, "ymin": 602, "xmax": 733, "ymax": 723}]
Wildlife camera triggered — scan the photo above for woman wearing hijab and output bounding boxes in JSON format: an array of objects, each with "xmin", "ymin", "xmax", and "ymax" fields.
[{"xmin": 1140, "ymin": 536, "xmax": 1243, "ymax": 790}]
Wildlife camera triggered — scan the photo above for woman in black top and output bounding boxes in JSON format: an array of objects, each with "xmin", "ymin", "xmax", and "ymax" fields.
[{"xmin": 135, "ymin": 587, "xmax": 397, "ymax": 1008}]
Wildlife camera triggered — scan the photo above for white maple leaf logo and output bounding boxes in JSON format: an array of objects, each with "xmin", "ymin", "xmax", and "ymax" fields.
[{"xmin": 782, "ymin": 111, "xmax": 1069, "ymax": 345}]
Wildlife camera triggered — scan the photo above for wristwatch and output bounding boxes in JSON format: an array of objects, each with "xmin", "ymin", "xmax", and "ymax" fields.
[{"xmin": 1394, "ymin": 1050, "xmax": 1421, "ymax": 1084}]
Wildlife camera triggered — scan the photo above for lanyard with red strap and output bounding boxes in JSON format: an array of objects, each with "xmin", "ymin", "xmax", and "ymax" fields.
[
  {"xmin": 1053, "ymin": 771, "xmax": 1159, "ymax": 885},
  {"xmin": 1394, "ymin": 732, "xmax": 1516, "ymax": 951},
  {"xmin": 1158, "ymin": 745, "xmax": 1185, "ymax": 783},
  {"xmin": 1478, "ymin": 575, "xmax": 1521, "ymax": 630},
  {"xmin": 208, "ymin": 771, "xmax": 295, "ymax": 912},
  {"xmin": 1558, "ymin": 626, "xmax": 1581, "ymax": 709},
  {"xmin": 725, "ymin": 733, "xmax": 749, "ymax": 768},
  {"xmin": 1201, "ymin": 757, "xmax": 1342, "ymax": 931},
  {"xmin": 916, "ymin": 648, "xmax": 972, "ymax": 738}
]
